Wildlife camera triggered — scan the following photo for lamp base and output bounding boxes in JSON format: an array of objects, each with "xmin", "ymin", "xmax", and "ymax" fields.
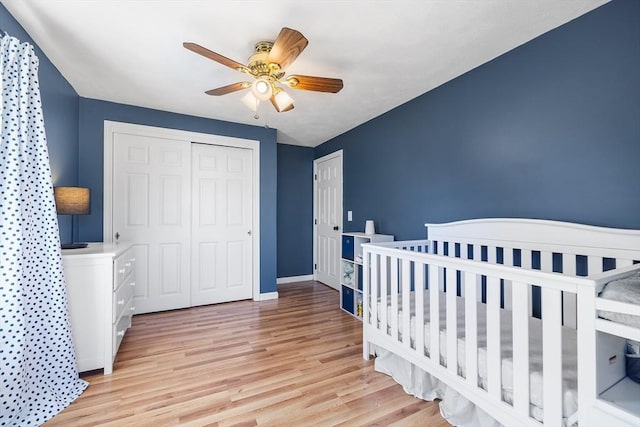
[{"xmin": 61, "ymin": 242, "xmax": 88, "ymax": 250}]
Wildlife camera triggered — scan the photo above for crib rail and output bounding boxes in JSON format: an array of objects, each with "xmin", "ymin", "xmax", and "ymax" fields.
[
  {"xmin": 426, "ymin": 218, "xmax": 640, "ymax": 330},
  {"xmin": 363, "ymin": 242, "xmax": 597, "ymax": 427}
]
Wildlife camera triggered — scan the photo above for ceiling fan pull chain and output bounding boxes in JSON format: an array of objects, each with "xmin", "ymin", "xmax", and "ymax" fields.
[{"xmin": 253, "ymin": 97, "xmax": 260, "ymax": 120}]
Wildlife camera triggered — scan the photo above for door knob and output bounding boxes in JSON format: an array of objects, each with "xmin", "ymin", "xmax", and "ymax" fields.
[
  {"xmin": 115, "ymin": 232, "xmax": 120, "ymax": 241},
  {"xmin": 333, "ymin": 226, "xmax": 339, "ymax": 231},
  {"xmin": 248, "ymin": 230, "xmax": 252, "ymax": 236}
]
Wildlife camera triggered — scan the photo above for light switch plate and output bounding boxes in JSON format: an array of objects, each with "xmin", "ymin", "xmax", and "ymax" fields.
[{"xmin": 347, "ymin": 211, "xmax": 353, "ymax": 221}]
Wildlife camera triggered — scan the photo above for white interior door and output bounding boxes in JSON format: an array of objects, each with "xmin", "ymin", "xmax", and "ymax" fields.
[
  {"xmin": 314, "ymin": 151, "xmax": 343, "ymax": 289},
  {"xmin": 191, "ymin": 143, "xmax": 253, "ymax": 306},
  {"xmin": 112, "ymin": 133, "xmax": 191, "ymax": 313}
]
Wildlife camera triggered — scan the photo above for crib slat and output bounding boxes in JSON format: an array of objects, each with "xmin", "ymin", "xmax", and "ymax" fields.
[
  {"xmin": 380, "ymin": 254, "xmax": 388, "ymax": 336},
  {"xmin": 473, "ymin": 244, "xmax": 481, "ymax": 261},
  {"xmin": 415, "ymin": 263, "xmax": 425, "ymax": 356},
  {"xmin": 521, "ymin": 249, "xmax": 532, "ymax": 269},
  {"xmin": 542, "ymin": 287, "xmax": 563, "ymax": 426},
  {"xmin": 563, "ymin": 254, "xmax": 577, "ymax": 328},
  {"xmin": 464, "ymin": 271, "xmax": 478, "ymax": 388},
  {"xmin": 486, "ymin": 276, "xmax": 501, "ymax": 400},
  {"xmin": 446, "ymin": 267, "xmax": 458, "ymax": 374},
  {"xmin": 459, "ymin": 245, "xmax": 468, "ymax": 298},
  {"xmin": 390, "ymin": 256, "xmax": 399, "ymax": 340},
  {"xmin": 430, "ymin": 265, "xmax": 441, "ymax": 364},
  {"xmin": 521, "ymin": 249, "xmax": 533, "ymax": 315},
  {"xmin": 588, "ymin": 256, "xmax": 603, "ymax": 276},
  {"xmin": 401, "ymin": 258, "xmax": 411, "ymax": 349},
  {"xmin": 617, "ymin": 258, "xmax": 633, "ymax": 268},
  {"xmin": 502, "ymin": 248, "xmax": 514, "ymax": 310},
  {"xmin": 460, "ymin": 244, "xmax": 468, "ymax": 260},
  {"xmin": 363, "ymin": 250, "xmax": 371, "ymax": 360},
  {"xmin": 503, "ymin": 248, "xmax": 514, "ymax": 267},
  {"xmin": 512, "ymin": 281, "xmax": 530, "ymax": 417},
  {"xmin": 371, "ymin": 254, "xmax": 379, "ymax": 330},
  {"xmin": 488, "ymin": 246, "xmax": 497, "ymax": 264},
  {"xmin": 541, "ymin": 251, "xmax": 553, "ymax": 272},
  {"xmin": 473, "ymin": 245, "xmax": 482, "ymax": 301}
]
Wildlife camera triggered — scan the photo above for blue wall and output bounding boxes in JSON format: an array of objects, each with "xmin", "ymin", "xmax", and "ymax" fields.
[
  {"xmin": 277, "ymin": 143, "xmax": 314, "ymax": 277},
  {"xmin": 77, "ymin": 98, "xmax": 278, "ymax": 293},
  {"xmin": 316, "ymin": 0, "xmax": 639, "ymax": 240},
  {"xmin": 1, "ymin": 4, "xmax": 80, "ymax": 243}
]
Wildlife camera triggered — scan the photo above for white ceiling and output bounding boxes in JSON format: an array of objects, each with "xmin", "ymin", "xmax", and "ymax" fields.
[{"xmin": 2, "ymin": 0, "xmax": 607, "ymax": 147}]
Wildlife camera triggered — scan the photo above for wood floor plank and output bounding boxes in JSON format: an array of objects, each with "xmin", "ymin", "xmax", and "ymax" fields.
[{"xmin": 45, "ymin": 281, "xmax": 449, "ymax": 426}]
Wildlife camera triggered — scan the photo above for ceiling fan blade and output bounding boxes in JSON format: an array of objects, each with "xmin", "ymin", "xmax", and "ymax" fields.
[
  {"xmin": 183, "ymin": 42, "xmax": 248, "ymax": 72},
  {"xmin": 269, "ymin": 95, "xmax": 295, "ymax": 113},
  {"xmin": 205, "ymin": 82, "xmax": 251, "ymax": 96},
  {"xmin": 285, "ymin": 75, "xmax": 344, "ymax": 93},
  {"xmin": 266, "ymin": 27, "xmax": 308, "ymax": 71}
]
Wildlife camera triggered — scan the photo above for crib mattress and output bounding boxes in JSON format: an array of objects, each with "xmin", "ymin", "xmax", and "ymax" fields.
[
  {"xmin": 373, "ymin": 291, "xmax": 578, "ymax": 423},
  {"xmin": 598, "ymin": 269, "xmax": 640, "ymax": 328}
]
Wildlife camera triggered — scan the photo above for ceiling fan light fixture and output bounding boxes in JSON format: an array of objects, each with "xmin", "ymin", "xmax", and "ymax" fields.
[
  {"xmin": 252, "ymin": 78, "xmax": 272, "ymax": 101},
  {"xmin": 241, "ymin": 91, "xmax": 259, "ymax": 112},
  {"xmin": 274, "ymin": 90, "xmax": 294, "ymax": 112}
]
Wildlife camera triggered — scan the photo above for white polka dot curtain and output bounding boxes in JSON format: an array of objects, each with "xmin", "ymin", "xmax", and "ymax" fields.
[{"xmin": 0, "ymin": 34, "xmax": 87, "ymax": 425}]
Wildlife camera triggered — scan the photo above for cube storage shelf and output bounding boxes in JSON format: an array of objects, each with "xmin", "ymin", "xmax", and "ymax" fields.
[
  {"xmin": 592, "ymin": 330, "xmax": 640, "ymax": 425},
  {"xmin": 340, "ymin": 232, "xmax": 393, "ymax": 320}
]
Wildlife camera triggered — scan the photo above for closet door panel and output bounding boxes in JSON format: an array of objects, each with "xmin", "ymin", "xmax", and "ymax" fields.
[
  {"xmin": 112, "ymin": 133, "xmax": 191, "ymax": 313},
  {"xmin": 191, "ymin": 143, "xmax": 253, "ymax": 306}
]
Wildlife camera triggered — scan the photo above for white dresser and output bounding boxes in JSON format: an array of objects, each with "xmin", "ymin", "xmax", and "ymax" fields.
[{"xmin": 62, "ymin": 243, "xmax": 136, "ymax": 374}]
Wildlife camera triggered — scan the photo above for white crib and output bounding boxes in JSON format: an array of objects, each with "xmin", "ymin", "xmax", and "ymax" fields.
[{"xmin": 362, "ymin": 218, "xmax": 640, "ymax": 427}]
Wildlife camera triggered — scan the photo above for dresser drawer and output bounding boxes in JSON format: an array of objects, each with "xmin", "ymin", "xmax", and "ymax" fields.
[
  {"xmin": 113, "ymin": 296, "xmax": 133, "ymax": 356},
  {"xmin": 114, "ymin": 247, "xmax": 136, "ymax": 289},
  {"xmin": 113, "ymin": 273, "xmax": 135, "ymax": 322}
]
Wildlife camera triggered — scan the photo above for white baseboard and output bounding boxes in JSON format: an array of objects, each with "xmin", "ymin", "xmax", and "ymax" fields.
[
  {"xmin": 255, "ymin": 291, "xmax": 279, "ymax": 301},
  {"xmin": 276, "ymin": 274, "xmax": 314, "ymax": 284}
]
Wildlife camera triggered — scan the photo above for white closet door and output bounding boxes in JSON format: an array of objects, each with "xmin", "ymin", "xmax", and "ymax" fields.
[
  {"xmin": 315, "ymin": 152, "xmax": 342, "ymax": 289},
  {"xmin": 191, "ymin": 143, "xmax": 253, "ymax": 306},
  {"xmin": 112, "ymin": 133, "xmax": 191, "ymax": 313}
]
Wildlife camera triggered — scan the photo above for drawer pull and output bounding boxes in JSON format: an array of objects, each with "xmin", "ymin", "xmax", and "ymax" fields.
[
  {"xmin": 117, "ymin": 330, "xmax": 125, "ymax": 337},
  {"xmin": 130, "ymin": 258, "xmax": 136, "ymax": 262},
  {"xmin": 129, "ymin": 282, "xmax": 136, "ymax": 287},
  {"xmin": 125, "ymin": 262, "xmax": 131, "ymax": 267},
  {"xmin": 119, "ymin": 268, "xmax": 126, "ymax": 274},
  {"xmin": 130, "ymin": 306, "xmax": 136, "ymax": 311},
  {"xmin": 117, "ymin": 299, "xmax": 125, "ymax": 305}
]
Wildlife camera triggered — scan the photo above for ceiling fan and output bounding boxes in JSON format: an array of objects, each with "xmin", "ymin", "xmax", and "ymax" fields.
[{"xmin": 184, "ymin": 27, "xmax": 343, "ymax": 114}]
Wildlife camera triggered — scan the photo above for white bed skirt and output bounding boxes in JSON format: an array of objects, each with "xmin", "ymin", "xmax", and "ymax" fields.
[
  {"xmin": 374, "ymin": 346, "xmax": 502, "ymax": 427},
  {"xmin": 373, "ymin": 345, "xmax": 578, "ymax": 427}
]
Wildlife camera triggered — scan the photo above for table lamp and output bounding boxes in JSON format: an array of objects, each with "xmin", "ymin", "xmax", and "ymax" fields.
[{"xmin": 54, "ymin": 186, "xmax": 90, "ymax": 249}]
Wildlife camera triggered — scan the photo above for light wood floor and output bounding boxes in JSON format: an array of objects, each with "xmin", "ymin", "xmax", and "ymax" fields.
[{"xmin": 46, "ymin": 281, "xmax": 449, "ymax": 427}]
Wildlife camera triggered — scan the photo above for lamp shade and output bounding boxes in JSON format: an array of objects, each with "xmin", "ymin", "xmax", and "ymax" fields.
[
  {"xmin": 54, "ymin": 187, "xmax": 90, "ymax": 215},
  {"xmin": 241, "ymin": 91, "xmax": 259, "ymax": 112},
  {"xmin": 273, "ymin": 90, "xmax": 294, "ymax": 112}
]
